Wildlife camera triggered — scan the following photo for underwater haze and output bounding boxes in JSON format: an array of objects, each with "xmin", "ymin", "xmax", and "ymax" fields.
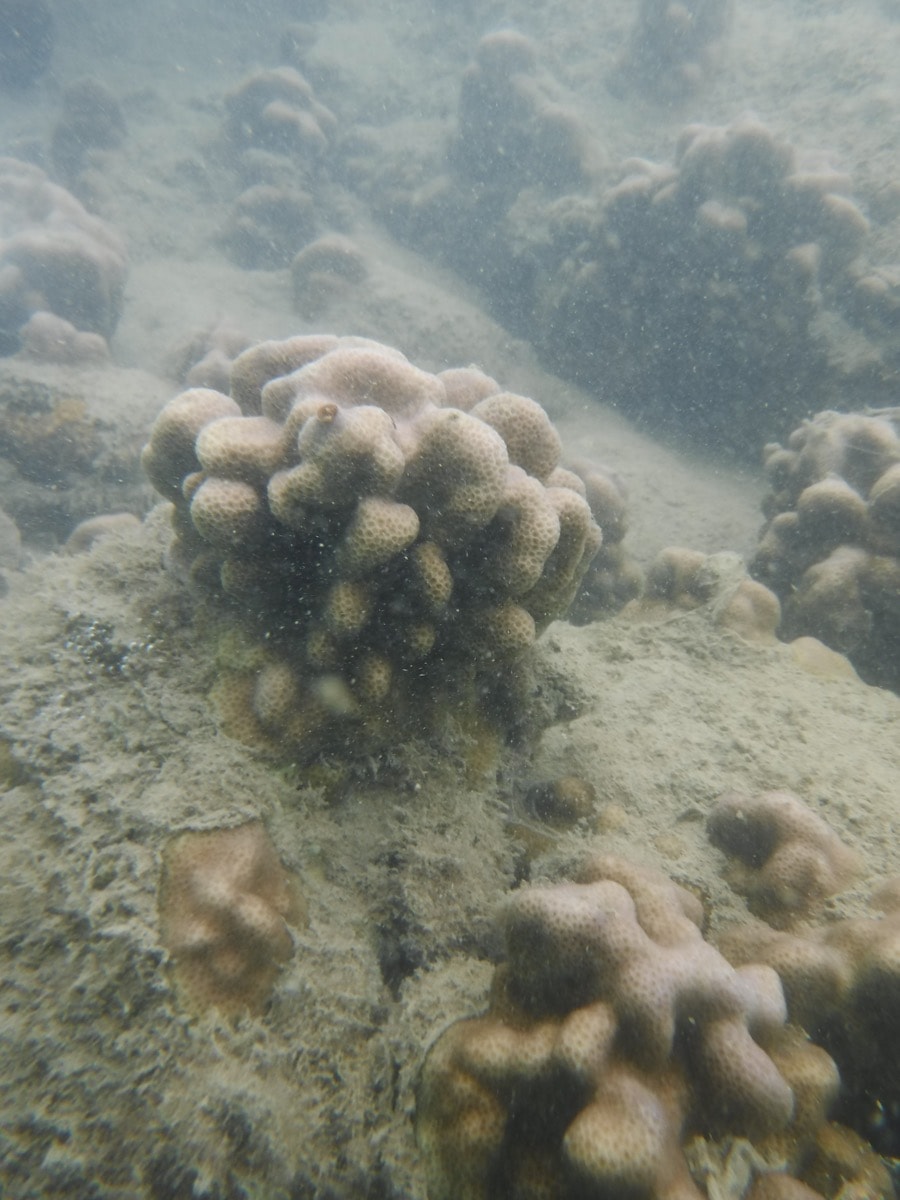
[{"xmin": 2, "ymin": 1, "xmax": 900, "ymax": 1198}]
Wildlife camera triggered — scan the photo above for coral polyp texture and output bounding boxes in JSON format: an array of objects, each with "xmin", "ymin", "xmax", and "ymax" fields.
[
  {"xmin": 0, "ymin": 157, "xmax": 127, "ymax": 355},
  {"xmin": 750, "ymin": 406, "xmax": 900, "ymax": 690},
  {"xmin": 158, "ymin": 820, "xmax": 305, "ymax": 1016},
  {"xmin": 533, "ymin": 117, "xmax": 869, "ymax": 455},
  {"xmin": 416, "ymin": 855, "xmax": 850, "ymax": 1200},
  {"xmin": 142, "ymin": 335, "xmax": 601, "ymax": 758},
  {"xmin": 718, "ymin": 880, "xmax": 900, "ymax": 1157},
  {"xmin": 708, "ymin": 791, "xmax": 860, "ymax": 928}
]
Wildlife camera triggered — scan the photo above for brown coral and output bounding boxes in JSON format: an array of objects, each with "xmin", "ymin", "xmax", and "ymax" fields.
[
  {"xmin": 532, "ymin": 117, "xmax": 870, "ymax": 456},
  {"xmin": 708, "ymin": 791, "xmax": 861, "ymax": 928},
  {"xmin": 158, "ymin": 821, "xmax": 305, "ymax": 1016},
  {"xmin": 0, "ymin": 156, "xmax": 127, "ymax": 351},
  {"xmin": 224, "ymin": 67, "xmax": 336, "ymax": 161},
  {"xmin": 751, "ymin": 406, "xmax": 900, "ymax": 689},
  {"xmin": 291, "ymin": 233, "xmax": 368, "ymax": 318},
  {"xmin": 718, "ymin": 881, "xmax": 900, "ymax": 1157},
  {"xmin": 416, "ymin": 855, "xmax": 841, "ymax": 1200},
  {"xmin": 627, "ymin": 548, "xmax": 781, "ymax": 643},
  {"xmin": 142, "ymin": 334, "xmax": 602, "ymax": 759}
]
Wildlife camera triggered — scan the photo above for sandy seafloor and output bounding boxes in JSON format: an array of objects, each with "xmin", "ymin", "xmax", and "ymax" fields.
[{"xmin": 2, "ymin": 0, "xmax": 900, "ymax": 1197}]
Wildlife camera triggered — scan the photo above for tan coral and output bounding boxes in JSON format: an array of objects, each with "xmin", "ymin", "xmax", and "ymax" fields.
[
  {"xmin": 190, "ymin": 477, "xmax": 266, "ymax": 548},
  {"xmin": 470, "ymin": 392, "xmax": 562, "ymax": 482},
  {"xmin": 524, "ymin": 775, "xmax": 597, "ymax": 827},
  {"xmin": 436, "ymin": 366, "xmax": 500, "ymax": 411},
  {"xmin": 483, "ymin": 466, "xmax": 561, "ymax": 595},
  {"xmin": 565, "ymin": 459, "xmax": 643, "ymax": 621},
  {"xmin": 252, "ymin": 660, "xmax": 303, "ymax": 732},
  {"xmin": 18, "ymin": 311, "xmax": 110, "ymax": 366},
  {"xmin": 141, "ymin": 388, "xmax": 241, "ymax": 500},
  {"xmin": 269, "ymin": 404, "xmax": 405, "ymax": 523},
  {"xmin": 335, "ymin": 497, "xmax": 420, "ymax": 576},
  {"xmin": 230, "ymin": 334, "xmax": 339, "ymax": 415},
  {"xmin": 708, "ymin": 790, "xmax": 860, "ymax": 927},
  {"xmin": 142, "ymin": 334, "xmax": 601, "ymax": 760},
  {"xmin": 718, "ymin": 881, "xmax": 900, "ymax": 1144},
  {"xmin": 752, "ymin": 407, "xmax": 900, "ymax": 689},
  {"xmin": 714, "ymin": 579, "xmax": 781, "ymax": 644},
  {"xmin": 407, "ymin": 541, "xmax": 453, "ymax": 612},
  {"xmin": 64, "ymin": 512, "xmax": 141, "ymax": 554},
  {"xmin": 286, "ymin": 343, "xmax": 443, "ymax": 419},
  {"xmin": 158, "ymin": 821, "xmax": 305, "ymax": 1016},
  {"xmin": 196, "ymin": 414, "xmax": 286, "ymax": 483},
  {"xmin": 400, "ymin": 408, "xmax": 510, "ymax": 546},
  {"xmin": 0, "ymin": 156, "xmax": 128, "ymax": 345},
  {"xmin": 169, "ymin": 320, "xmax": 251, "ymax": 392},
  {"xmin": 323, "ymin": 579, "xmax": 373, "ymax": 639},
  {"xmin": 475, "ymin": 601, "xmax": 536, "ymax": 660},
  {"xmin": 291, "ymin": 234, "xmax": 368, "ymax": 318},
  {"xmin": 417, "ymin": 855, "xmax": 841, "ymax": 1200},
  {"xmin": 525, "ymin": 484, "xmax": 602, "ymax": 628},
  {"xmin": 224, "ymin": 67, "xmax": 335, "ymax": 159},
  {"xmin": 628, "ymin": 548, "xmax": 780, "ymax": 643}
]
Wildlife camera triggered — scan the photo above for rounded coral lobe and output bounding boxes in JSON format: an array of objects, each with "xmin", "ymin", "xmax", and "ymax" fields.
[
  {"xmin": 158, "ymin": 821, "xmax": 305, "ymax": 1017},
  {"xmin": 142, "ymin": 334, "xmax": 604, "ymax": 760}
]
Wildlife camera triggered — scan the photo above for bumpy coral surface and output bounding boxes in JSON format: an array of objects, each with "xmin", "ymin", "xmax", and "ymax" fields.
[
  {"xmin": 451, "ymin": 31, "xmax": 598, "ymax": 197},
  {"xmin": 417, "ymin": 855, "xmax": 843, "ymax": 1200},
  {"xmin": 291, "ymin": 234, "xmax": 368, "ymax": 318},
  {"xmin": 565, "ymin": 458, "xmax": 643, "ymax": 621},
  {"xmin": 142, "ymin": 335, "xmax": 601, "ymax": 758},
  {"xmin": 751, "ymin": 406, "xmax": 900, "ymax": 689},
  {"xmin": 533, "ymin": 117, "xmax": 869, "ymax": 455},
  {"xmin": 628, "ymin": 548, "xmax": 781, "ymax": 643},
  {"xmin": 0, "ymin": 156, "xmax": 127, "ymax": 354},
  {"xmin": 18, "ymin": 311, "xmax": 110, "ymax": 366},
  {"xmin": 224, "ymin": 67, "xmax": 336, "ymax": 162},
  {"xmin": 709, "ymin": 791, "xmax": 860, "ymax": 928},
  {"xmin": 719, "ymin": 880, "xmax": 900, "ymax": 1158},
  {"xmin": 158, "ymin": 821, "xmax": 305, "ymax": 1016}
]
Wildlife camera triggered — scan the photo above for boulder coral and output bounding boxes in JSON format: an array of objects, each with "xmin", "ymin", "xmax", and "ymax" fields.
[
  {"xmin": 532, "ymin": 117, "xmax": 870, "ymax": 455},
  {"xmin": 451, "ymin": 30, "xmax": 600, "ymax": 197},
  {"xmin": 627, "ymin": 548, "xmax": 782, "ymax": 644},
  {"xmin": 751, "ymin": 406, "xmax": 900, "ymax": 689},
  {"xmin": 224, "ymin": 67, "xmax": 336, "ymax": 164},
  {"xmin": 158, "ymin": 821, "xmax": 305, "ymax": 1016},
  {"xmin": 719, "ymin": 880, "xmax": 900, "ymax": 1157},
  {"xmin": 417, "ymin": 855, "xmax": 853, "ymax": 1200},
  {"xmin": 0, "ymin": 157, "xmax": 128, "ymax": 354},
  {"xmin": 708, "ymin": 791, "xmax": 861, "ymax": 928},
  {"xmin": 142, "ymin": 334, "xmax": 602, "ymax": 758}
]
